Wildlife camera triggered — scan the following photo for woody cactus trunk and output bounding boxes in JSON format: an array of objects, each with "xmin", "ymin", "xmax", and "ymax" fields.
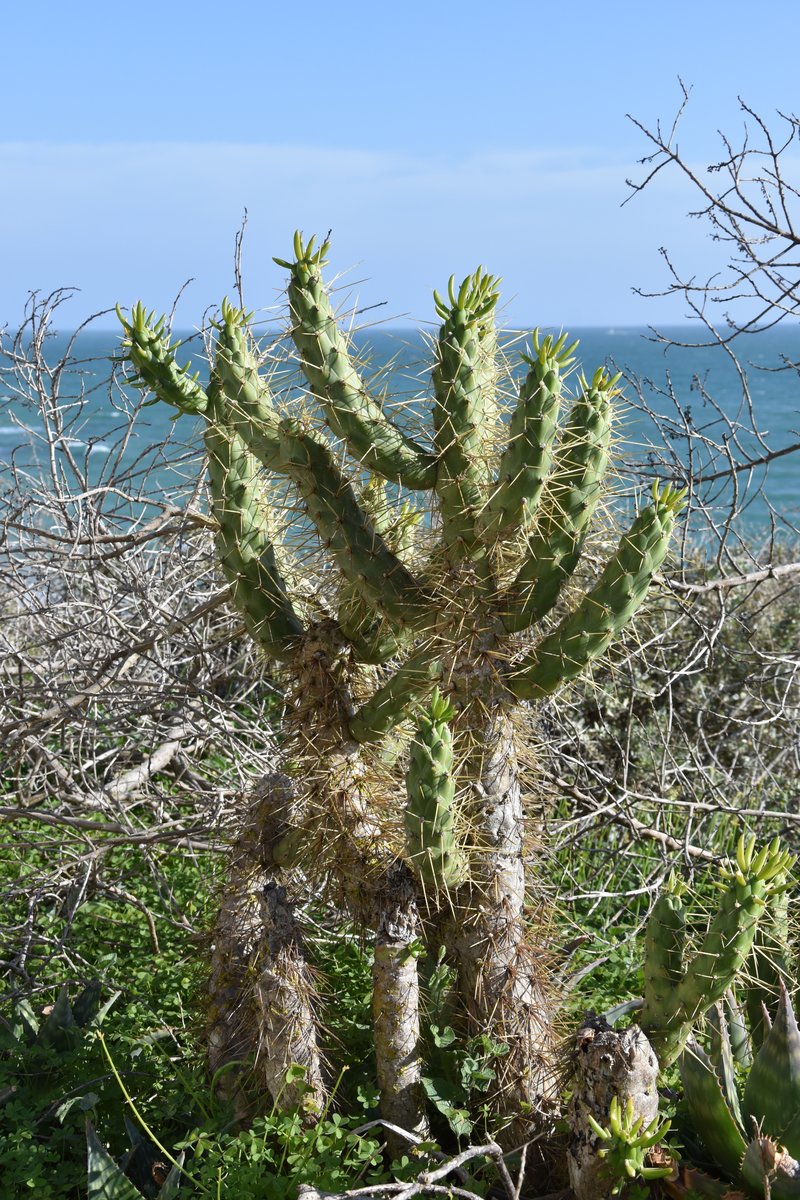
[{"xmin": 118, "ymin": 234, "xmax": 683, "ymax": 1147}]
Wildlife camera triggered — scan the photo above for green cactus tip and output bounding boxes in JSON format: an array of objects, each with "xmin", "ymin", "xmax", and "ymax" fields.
[
  {"xmin": 664, "ymin": 869, "xmax": 689, "ymax": 899},
  {"xmin": 720, "ymin": 834, "xmax": 795, "ymax": 892},
  {"xmin": 432, "ymin": 266, "xmax": 501, "ymax": 324},
  {"xmin": 273, "ymin": 229, "xmax": 331, "ymax": 271},
  {"xmin": 521, "ymin": 328, "xmax": 580, "ymax": 372},
  {"xmin": 423, "ymin": 687, "xmax": 456, "ymax": 725}
]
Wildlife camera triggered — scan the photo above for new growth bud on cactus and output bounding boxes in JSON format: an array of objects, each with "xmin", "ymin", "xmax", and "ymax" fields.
[
  {"xmin": 679, "ymin": 982, "xmax": 800, "ymax": 1200},
  {"xmin": 405, "ymin": 689, "xmax": 468, "ymax": 893},
  {"xmin": 640, "ymin": 835, "xmax": 794, "ymax": 1067}
]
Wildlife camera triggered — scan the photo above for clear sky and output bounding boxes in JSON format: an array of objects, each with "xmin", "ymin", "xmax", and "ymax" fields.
[{"xmin": 2, "ymin": 1, "xmax": 798, "ymax": 329}]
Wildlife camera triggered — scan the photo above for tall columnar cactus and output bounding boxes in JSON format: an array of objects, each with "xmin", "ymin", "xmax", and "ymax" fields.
[
  {"xmin": 118, "ymin": 233, "xmax": 683, "ymax": 1148},
  {"xmin": 639, "ymin": 836, "xmax": 793, "ymax": 1066}
]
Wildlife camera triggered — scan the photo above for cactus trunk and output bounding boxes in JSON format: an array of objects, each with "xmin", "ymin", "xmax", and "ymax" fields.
[
  {"xmin": 372, "ymin": 863, "xmax": 428, "ymax": 1147},
  {"xmin": 449, "ymin": 709, "xmax": 557, "ymax": 1141},
  {"xmin": 207, "ymin": 775, "xmax": 327, "ymax": 1120}
]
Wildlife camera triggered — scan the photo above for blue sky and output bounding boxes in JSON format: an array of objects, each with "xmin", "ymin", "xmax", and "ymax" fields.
[{"xmin": 2, "ymin": 1, "xmax": 798, "ymax": 329}]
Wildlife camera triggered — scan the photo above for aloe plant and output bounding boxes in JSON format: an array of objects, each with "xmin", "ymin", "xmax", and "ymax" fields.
[
  {"xmin": 118, "ymin": 234, "xmax": 682, "ymax": 1147},
  {"xmin": 679, "ymin": 982, "xmax": 800, "ymax": 1199}
]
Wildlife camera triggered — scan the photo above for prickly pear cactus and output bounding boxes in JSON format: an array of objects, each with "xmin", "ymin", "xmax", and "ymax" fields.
[{"xmin": 118, "ymin": 233, "xmax": 684, "ymax": 1149}]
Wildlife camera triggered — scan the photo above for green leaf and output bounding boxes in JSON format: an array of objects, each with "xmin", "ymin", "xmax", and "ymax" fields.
[
  {"xmin": 679, "ymin": 1038, "xmax": 746, "ymax": 1180},
  {"xmin": 86, "ymin": 1122, "xmax": 143, "ymax": 1200},
  {"xmin": 743, "ymin": 982, "xmax": 800, "ymax": 1145}
]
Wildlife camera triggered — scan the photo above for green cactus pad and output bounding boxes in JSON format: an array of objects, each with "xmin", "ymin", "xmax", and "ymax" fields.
[
  {"xmin": 643, "ymin": 835, "xmax": 794, "ymax": 1067},
  {"xmin": 642, "ymin": 873, "xmax": 688, "ymax": 1028},
  {"xmin": 281, "ymin": 232, "xmax": 437, "ymax": 489},
  {"xmin": 508, "ymin": 483, "xmax": 685, "ymax": 700}
]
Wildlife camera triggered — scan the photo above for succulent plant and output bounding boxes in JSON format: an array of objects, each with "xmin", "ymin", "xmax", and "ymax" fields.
[
  {"xmin": 586, "ymin": 1096, "xmax": 672, "ymax": 1197},
  {"xmin": 118, "ymin": 234, "xmax": 683, "ymax": 1147},
  {"xmin": 86, "ymin": 1119, "xmax": 183, "ymax": 1200},
  {"xmin": 640, "ymin": 836, "xmax": 794, "ymax": 1066},
  {"xmin": 404, "ymin": 689, "xmax": 467, "ymax": 893},
  {"xmin": 679, "ymin": 981, "xmax": 800, "ymax": 1199}
]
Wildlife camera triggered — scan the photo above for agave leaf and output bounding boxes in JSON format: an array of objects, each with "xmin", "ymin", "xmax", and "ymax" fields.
[
  {"xmin": 71, "ymin": 981, "xmax": 102, "ymax": 1028},
  {"xmin": 742, "ymin": 982, "xmax": 800, "ymax": 1144},
  {"xmin": 679, "ymin": 1037, "xmax": 746, "ymax": 1180},
  {"xmin": 86, "ymin": 1122, "xmax": 143, "ymax": 1200},
  {"xmin": 37, "ymin": 986, "xmax": 80, "ymax": 1052},
  {"xmin": 156, "ymin": 1152, "xmax": 185, "ymax": 1199},
  {"xmin": 740, "ymin": 1137, "xmax": 800, "ymax": 1200},
  {"xmin": 708, "ymin": 1001, "xmax": 743, "ymax": 1128},
  {"xmin": 725, "ymin": 989, "xmax": 753, "ymax": 1068},
  {"xmin": 782, "ymin": 1111, "xmax": 800, "ymax": 1162}
]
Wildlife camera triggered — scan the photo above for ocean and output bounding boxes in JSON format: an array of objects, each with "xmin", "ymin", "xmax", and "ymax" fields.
[{"xmin": 1, "ymin": 324, "xmax": 798, "ymax": 539}]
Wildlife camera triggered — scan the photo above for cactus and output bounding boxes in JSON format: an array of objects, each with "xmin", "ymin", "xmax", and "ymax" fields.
[
  {"xmin": 404, "ymin": 689, "xmax": 468, "ymax": 893},
  {"xmin": 678, "ymin": 982, "xmax": 800, "ymax": 1199},
  {"xmin": 640, "ymin": 835, "xmax": 794, "ymax": 1066},
  {"xmin": 118, "ymin": 234, "xmax": 682, "ymax": 1149}
]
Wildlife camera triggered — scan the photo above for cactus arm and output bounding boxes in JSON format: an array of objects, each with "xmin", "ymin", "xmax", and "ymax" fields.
[
  {"xmin": 348, "ymin": 649, "xmax": 443, "ymax": 744},
  {"xmin": 337, "ymin": 479, "xmax": 423, "ymax": 662},
  {"xmin": 277, "ymin": 419, "xmax": 430, "ymax": 628},
  {"xmin": 431, "ymin": 270, "xmax": 501, "ymax": 567},
  {"xmin": 204, "ymin": 408, "xmax": 304, "ymax": 660},
  {"xmin": 742, "ymin": 981, "xmax": 800, "ymax": 1148},
  {"xmin": 404, "ymin": 690, "xmax": 468, "ymax": 893},
  {"xmin": 642, "ymin": 873, "xmax": 688, "ymax": 1024},
  {"xmin": 644, "ymin": 837, "xmax": 794, "ymax": 1067},
  {"xmin": 212, "ymin": 299, "xmax": 283, "ymax": 471},
  {"xmin": 507, "ymin": 483, "xmax": 685, "ymax": 700},
  {"xmin": 480, "ymin": 331, "xmax": 575, "ymax": 545},
  {"xmin": 278, "ymin": 233, "xmax": 437, "ymax": 489},
  {"xmin": 679, "ymin": 1038, "xmax": 747, "ymax": 1180},
  {"xmin": 500, "ymin": 367, "xmax": 616, "ymax": 634},
  {"xmin": 117, "ymin": 302, "xmax": 208, "ymax": 415}
]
